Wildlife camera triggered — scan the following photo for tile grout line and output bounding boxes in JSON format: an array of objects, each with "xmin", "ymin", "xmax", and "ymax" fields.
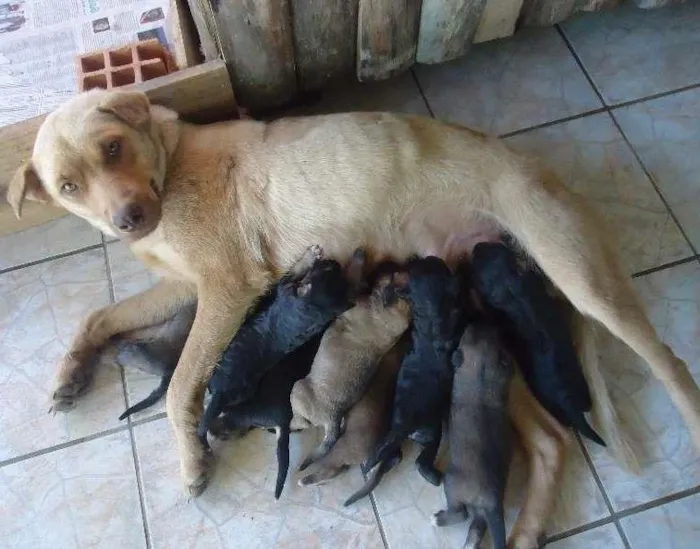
[
  {"xmin": 0, "ymin": 424, "xmax": 130, "ymax": 469},
  {"xmin": 360, "ymin": 463, "xmax": 390, "ymax": 549},
  {"xmin": 499, "ymin": 107, "xmax": 607, "ymax": 139},
  {"xmin": 104, "ymin": 240, "xmax": 153, "ymax": 549},
  {"xmin": 555, "ymin": 24, "xmax": 699, "ymax": 258},
  {"xmin": 0, "ymin": 242, "xmax": 104, "ymax": 275},
  {"xmin": 410, "ymin": 67, "xmax": 436, "ymax": 118},
  {"xmin": 631, "ymin": 255, "xmax": 700, "ymax": 278},
  {"xmin": 609, "ymin": 81, "xmax": 700, "ymax": 111},
  {"xmin": 606, "ymin": 110, "xmax": 699, "ymax": 256}
]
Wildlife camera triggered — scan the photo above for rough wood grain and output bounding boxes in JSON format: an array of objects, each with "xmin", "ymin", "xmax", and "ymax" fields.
[
  {"xmin": 168, "ymin": 0, "xmax": 203, "ymax": 68},
  {"xmin": 519, "ymin": 0, "xmax": 622, "ymax": 27},
  {"xmin": 474, "ymin": 0, "xmax": 524, "ymax": 43},
  {"xmin": 357, "ymin": 0, "xmax": 422, "ymax": 81},
  {"xmin": 0, "ymin": 60, "xmax": 235, "ymax": 198},
  {"xmin": 291, "ymin": 0, "xmax": 358, "ymax": 91},
  {"xmin": 208, "ymin": 0, "xmax": 297, "ymax": 109},
  {"xmin": 417, "ymin": 0, "xmax": 488, "ymax": 64},
  {"xmin": 185, "ymin": 0, "xmax": 221, "ymax": 61}
]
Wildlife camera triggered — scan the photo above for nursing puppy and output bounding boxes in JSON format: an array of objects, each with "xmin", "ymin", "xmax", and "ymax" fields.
[
  {"xmin": 199, "ymin": 246, "xmax": 359, "ymax": 439},
  {"xmin": 298, "ymin": 334, "xmax": 409, "ymax": 505},
  {"xmin": 432, "ymin": 322, "xmax": 514, "ymax": 549},
  {"xmin": 364, "ymin": 256, "xmax": 462, "ymax": 486},
  {"xmin": 208, "ymin": 335, "xmax": 322, "ymax": 499},
  {"xmin": 471, "ymin": 241, "xmax": 604, "ymax": 445},
  {"xmin": 113, "ymin": 303, "xmax": 196, "ymax": 419},
  {"xmin": 292, "ymin": 261, "xmax": 412, "ymax": 471}
]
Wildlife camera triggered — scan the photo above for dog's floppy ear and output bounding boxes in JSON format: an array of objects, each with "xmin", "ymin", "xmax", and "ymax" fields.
[
  {"xmin": 6, "ymin": 161, "xmax": 52, "ymax": 218},
  {"xmin": 97, "ymin": 91, "xmax": 151, "ymax": 129}
]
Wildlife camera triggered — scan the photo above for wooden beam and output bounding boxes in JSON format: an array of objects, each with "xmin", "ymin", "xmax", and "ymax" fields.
[
  {"xmin": 0, "ymin": 60, "xmax": 235, "ymax": 197},
  {"xmin": 417, "ymin": 0, "xmax": 488, "ymax": 64},
  {"xmin": 357, "ymin": 0, "xmax": 422, "ymax": 82},
  {"xmin": 291, "ymin": 0, "xmax": 358, "ymax": 92}
]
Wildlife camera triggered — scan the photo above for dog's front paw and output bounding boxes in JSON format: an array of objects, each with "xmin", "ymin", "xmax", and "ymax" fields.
[
  {"xmin": 50, "ymin": 355, "xmax": 94, "ymax": 413},
  {"xmin": 182, "ymin": 449, "xmax": 215, "ymax": 499}
]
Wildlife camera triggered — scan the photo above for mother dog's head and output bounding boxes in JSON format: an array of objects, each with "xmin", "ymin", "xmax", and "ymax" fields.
[{"xmin": 7, "ymin": 90, "xmax": 179, "ymax": 240}]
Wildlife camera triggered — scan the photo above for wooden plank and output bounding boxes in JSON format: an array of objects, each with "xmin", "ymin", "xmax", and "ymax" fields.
[
  {"xmin": 473, "ymin": 0, "xmax": 523, "ymax": 43},
  {"xmin": 291, "ymin": 0, "xmax": 359, "ymax": 92},
  {"xmin": 168, "ymin": 0, "xmax": 204, "ymax": 69},
  {"xmin": 185, "ymin": 0, "xmax": 222, "ymax": 61},
  {"xmin": 357, "ymin": 0, "xmax": 422, "ymax": 82},
  {"xmin": 0, "ymin": 60, "xmax": 235, "ymax": 199},
  {"xmin": 417, "ymin": 0, "xmax": 488, "ymax": 64},
  {"xmin": 204, "ymin": 0, "xmax": 297, "ymax": 109},
  {"xmin": 519, "ymin": 0, "xmax": 622, "ymax": 27}
]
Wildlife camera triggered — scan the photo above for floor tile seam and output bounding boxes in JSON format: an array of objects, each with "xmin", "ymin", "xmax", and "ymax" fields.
[{"xmin": 0, "ymin": 242, "xmax": 104, "ymax": 275}]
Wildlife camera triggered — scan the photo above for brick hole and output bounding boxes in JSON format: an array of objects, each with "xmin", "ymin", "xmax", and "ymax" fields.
[
  {"xmin": 80, "ymin": 53, "xmax": 105, "ymax": 72},
  {"xmin": 82, "ymin": 73, "xmax": 108, "ymax": 91},
  {"xmin": 141, "ymin": 59, "xmax": 167, "ymax": 81},
  {"xmin": 112, "ymin": 67, "xmax": 136, "ymax": 87},
  {"xmin": 108, "ymin": 46, "xmax": 133, "ymax": 67},
  {"xmin": 136, "ymin": 40, "xmax": 164, "ymax": 62}
]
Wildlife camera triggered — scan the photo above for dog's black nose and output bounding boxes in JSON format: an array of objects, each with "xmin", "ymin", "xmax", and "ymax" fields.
[{"xmin": 113, "ymin": 204, "xmax": 146, "ymax": 232}]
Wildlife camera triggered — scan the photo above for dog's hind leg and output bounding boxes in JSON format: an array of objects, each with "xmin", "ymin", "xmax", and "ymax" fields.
[
  {"xmin": 415, "ymin": 425, "xmax": 443, "ymax": 486},
  {"xmin": 275, "ymin": 425, "xmax": 292, "ymax": 499},
  {"xmin": 495, "ymin": 171, "xmax": 700, "ymax": 452},
  {"xmin": 431, "ymin": 506, "xmax": 469, "ymax": 527},
  {"xmin": 344, "ymin": 448, "xmax": 402, "ymax": 506},
  {"xmin": 299, "ymin": 418, "xmax": 343, "ymax": 471},
  {"xmin": 507, "ymin": 372, "xmax": 571, "ymax": 549}
]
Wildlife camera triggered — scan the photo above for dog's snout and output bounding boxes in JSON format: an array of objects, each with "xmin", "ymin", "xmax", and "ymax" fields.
[{"xmin": 113, "ymin": 203, "xmax": 146, "ymax": 232}]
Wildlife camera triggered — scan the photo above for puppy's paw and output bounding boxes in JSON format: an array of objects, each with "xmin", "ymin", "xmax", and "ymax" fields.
[
  {"xmin": 183, "ymin": 452, "xmax": 215, "ymax": 499},
  {"xmin": 50, "ymin": 359, "xmax": 93, "ymax": 413}
]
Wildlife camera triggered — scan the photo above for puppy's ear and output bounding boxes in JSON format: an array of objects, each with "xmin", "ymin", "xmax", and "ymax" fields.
[
  {"xmin": 98, "ymin": 91, "xmax": 151, "ymax": 129},
  {"xmin": 6, "ymin": 161, "xmax": 52, "ymax": 218}
]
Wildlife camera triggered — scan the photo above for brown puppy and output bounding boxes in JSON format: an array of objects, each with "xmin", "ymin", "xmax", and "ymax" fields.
[
  {"xmin": 297, "ymin": 334, "xmax": 408, "ymax": 505},
  {"xmin": 8, "ymin": 90, "xmax": 700, "ymax": 546},
  {"xmin": 291, "ymin": 262, "xmax": 411, "ymax": 470},
  {"xmin": 433, "ymin": 322, "xmax": 515, "ymax": 549}
]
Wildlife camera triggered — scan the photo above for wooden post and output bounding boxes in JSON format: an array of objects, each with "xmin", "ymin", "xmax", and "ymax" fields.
[
  {"xmin": 291, "ymin": 0, "xmax": 359, "ymax": 92},
  {"xmin": 519, "ymin": 0, "xmax": 622, "ymax": 27},
  {"xmin": 417, "ymin": 0, "xmax": 488, "ymax": 64},
  {"xmin": 473, "ymin": 0, "xmax": 523, "ymax": 43},
  {"xmin": 188, "ymin": 0, "xmax": 297, "ymax": 109},
  {"xmin": 357, "ymin": 0, "xmax": 422, "ymax": 82}
]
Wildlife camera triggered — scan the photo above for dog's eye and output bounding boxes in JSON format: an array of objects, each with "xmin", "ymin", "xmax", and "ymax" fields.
[
  {"xmin": 61, "ymin": 182, "xmax": 78, "ymax": 194},
  {"xmin": 106, "ymin": 139, "xmax": 121, "ymax": 158}
]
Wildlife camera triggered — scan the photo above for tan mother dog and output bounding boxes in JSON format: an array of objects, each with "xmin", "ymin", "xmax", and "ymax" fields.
[{"xmin": 7, "ymin": 90, "xmax": 700, "ymax": 548}]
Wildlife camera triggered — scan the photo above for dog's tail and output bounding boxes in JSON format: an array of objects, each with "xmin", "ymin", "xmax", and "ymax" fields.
[
  {"xmin": 119, "ymin": 373, "xmax": 172, "ymax": 421},
  {"xmin": 571, "ymin": 413, "xmax": 606, "ymax": 446},
  {"xmin": 274, "ymin": 425, "xmax": 291, "ymax": 499},
  {"xmin": 483, "ymin": 505, "xmax": 506, "ymax": 549},
  {"xmin": 363, "ymin": 431, "xmax": 402, "ymax": 472},
  {"xmin": 198, "ymin": 393, "xmax": 224, "ymax": 448},
  {"xmin": 344, "ymin": 448, "xmax": 401, "ymax": 506},
  {"xmin": 573, "ymin": 312, "xmax": 639, "ymax": 473}
]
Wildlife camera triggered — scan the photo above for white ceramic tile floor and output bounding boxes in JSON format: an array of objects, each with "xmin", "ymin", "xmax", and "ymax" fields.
[{"xmin": 1, "ymin": 4, "xmax": 699, "ymax": 549}]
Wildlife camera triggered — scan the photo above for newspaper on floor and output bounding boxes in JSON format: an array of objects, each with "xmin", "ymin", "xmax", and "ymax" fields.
[{"xmin": 0, "ymin": 0, "xmax": 172, "ymax": 127}]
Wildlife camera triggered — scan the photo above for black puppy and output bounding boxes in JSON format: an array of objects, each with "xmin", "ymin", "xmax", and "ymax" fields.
[
  {"xmin": 208, "ymin": 335, "xmax": 322, "ymax": 499},
  {"xmin": 363, "ymin": 256, "xmax": 462, "ymax": 488},
  {"xmin": 199, "ymin": 246, "xmax": 361, "ymax": 444},
  {"xmin": 432, "ymin": 321, "xmax": 514, "ymax": 549},
  {"xmin": 471, "ymin": 241, "xmax": 604, "ymax": 445},
  {"xmin": 114, "ymin": 303, "xmax": 196, "ymax": 420}
]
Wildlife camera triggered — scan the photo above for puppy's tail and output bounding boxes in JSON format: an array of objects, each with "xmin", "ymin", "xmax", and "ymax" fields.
[
  {"xmin": 573, "ymin": 313, "xmax": 640, "ymax": 473},
  {"xmin": 274, "ymin": 426, "xmax": 291, "ymax": 499},
  {"xmin": 198, "ymin": 393, "xmax": 224, "ymax": 448},
  {"xmin": 119, "ymin": 373, "xmax": 172, "ymax": 421},
  {"xmin": 484, "ymin": 506, "xmax": 506, "ymax": 549},
  {"xmin": 572, "ymin": 414, "xmax": 606, "ymax": 447},
  {"xmin": 344, "ymin": 448, "xmax": 401, "ymax": 506}
]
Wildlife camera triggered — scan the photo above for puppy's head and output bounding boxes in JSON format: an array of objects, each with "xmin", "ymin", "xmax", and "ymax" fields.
[
  {"xmin": 7, "ymin": 90, "xmax": 179, "ymax": 241},
  {"xmin": 294, "ymin": 259, "xmax": 351, "ymax": 313}
]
